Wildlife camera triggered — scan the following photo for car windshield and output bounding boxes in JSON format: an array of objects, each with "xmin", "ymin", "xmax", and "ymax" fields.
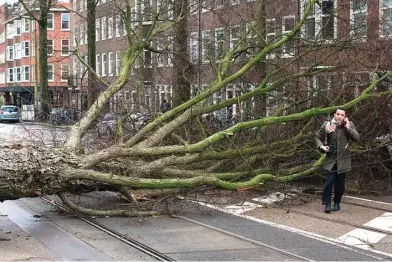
[{"xmin": 2, "ymin": 107, "xmax": 18, "ymax": 113}]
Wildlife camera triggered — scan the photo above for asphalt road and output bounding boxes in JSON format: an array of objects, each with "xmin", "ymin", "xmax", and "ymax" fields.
[{"xmin": 0, "ymin": 194, "xmax": 391, "ymax": 261}]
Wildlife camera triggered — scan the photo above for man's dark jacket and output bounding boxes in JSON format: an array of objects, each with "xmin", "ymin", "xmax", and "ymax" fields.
[{"xmin": 315, "ymin": 121, "xmax": 360, "ymax": 174}]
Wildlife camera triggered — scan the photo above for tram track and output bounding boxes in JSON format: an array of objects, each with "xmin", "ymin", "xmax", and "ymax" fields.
[
  {"xmin": 39, "ymin": 196, "xmax": 175, "ymax": 261},
  {"xmin": 39, "ymin": 196, "xmax": 313, "ymax": 261},
  {"xmin": 174, "ymin": 215, "xmax": 312, "ymax": 261}
]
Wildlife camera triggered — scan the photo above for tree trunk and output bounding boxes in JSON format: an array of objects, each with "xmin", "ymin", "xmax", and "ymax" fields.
[
  {"xmin": 87, "ymin": 0, "xmax": 98, "ymax": 108},
  {"xmin": 38, "ymin": 0, "xmax": 51, "ymax": 118},
  {"xmin": 172, "ymin": 0, "xmax": 190, "ymax": 107}
]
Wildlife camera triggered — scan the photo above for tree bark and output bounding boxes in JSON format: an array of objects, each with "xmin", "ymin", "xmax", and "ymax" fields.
[
  {"xmin": 38, "ymin": 0, "xmax": 52, "ymax": 118},
  {"xmin": 87, "ymin": 0, "xmax": 98, "ymax": 108},
  {"xmin": 172, "ymin": 0, "xmax": 190, "ymax": 107}
]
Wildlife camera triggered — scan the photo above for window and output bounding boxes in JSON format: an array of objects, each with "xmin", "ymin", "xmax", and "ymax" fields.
[
  {"xmin": 22, "ymin": 41, "xmax": 29, "ymax": 57},
  {"xmin": 61, "ymin": 64, "xmax": 70, "ymax": 82},
  {"xmin": 7, "ymin": 68, "xmax": 14, "ymax": 83},
  {"xmin": 348, "ymin": 72, "xmax": 370, "ymax": 97},
  {"xmin": 130, "ymin": 7, "xmax": 137, "ymax": 30},
  {"xmin": 108, "ymin": 16, "xmax": 113, "ymax": 39},
  {"xmin": 306, "ymin": 67, "xmax": 336, "ymax": 105},
  {"xmin": 80, "ymin": 24, "xmax": 84, "ymax": 45},
  {"xmin": 15, "ymin": 67, "xmax": 21, "ymax": 82},
  {"xmin": 245, "ymin": 22, "xmax": 259, "ymax": 58},
  {"xmin": 202, "ymin": 30, "xmax": 211, "ymax": 62},
  {"xmin": 0, "ymin": 52, "xmax": 4, "ymax": 63},
  {"xmin": 61, "ymin": 13, "xmax": 70, "ymax": 30},
  {"xmin": 48, "ymin": 64, "xmax": 54, "ymax": 81},
  {"xmin": 115, "ymin": 51, "xmax": 121, "ymax": 76},
  {"xmin": 101, "ymin": 16, "xmax": 107, "ymax": 40},
  {"xmin": 350, "ymin": 0, "xmax": 368, "ymax": 39},
  {"xmin": 282, "ymin": 16, "xmax": 295, "ymax": 57},
  {"xmin": 72, "ymin": 58, "xmax": 78, "ymax": 82},
  {"xmin": 190, "ymin": 0, "xmax": 198, "ymax": 15},
  {"xmin": 302, "ymin": 0, "xmax": 335, "ymax": 40},
  {"xmin": 101, "ymin": 53, "xmax": 107, "ymax": 76},
  {"xmin": 156, "ymin": 38, "xmax": 165, "ymax": 67},
  {"xmin": 61, "ymin": 39, "xmax": 70, "ymax": 55},
  {"xmin": 265, "ymin": 20, "xmax": 276, "ymax": 59},
  {"xmin": 380, "ymin": 0, "xmax": 392, "ymax": 37},
  {"xmin": 96, "ymin": 54, "xmax": 100, "ymax": 76},
  {"xmin": 123, "ymin": 15, "xmax": 127, "ymax": 36},
  {"xmin": 157, "ymin": 0, "xmax": 173, "ymax": 20},
  {"xmin": 6, "ymin": 24, "xmax": 14, "ymax": 39},
  {"xmin": 168, "ymin": 36, "xmax": 173, "ymax": 66},
  {"xmin": 96, "ymin": 18, "xmax": 101, "ymax": 41},
  {"xmin": 84, "ymin": 23, "xmax": 87, "ymax": 44},
  {"xmin": 47, "ymin": 39, "xmax": 54, "ymax": 55},
  {"xmin": 115, "ymin": 14, "xmax": 120, "ymax": 37},
  {"xmin": 6, "ymin": 46, "xmax": 13, "ymax": 61},
  {"xmin": 189, "ymin": 32, "xmax": 199, "ymax": 63},
  {"xmin": 266, "ymin": 89, "xmax": 278, "ymax": 116},
  {"xmin": 13, "ymin": 43, "xmax": 21, "ymax": 59},
  {"xmin": 108, "ymin": 52, "xmax": 114, "ymax": 75},
  {"xmin": 47, "ymin": 13, "xmax": 54, "ymax": 30},
  {"xmin": 141, "ymin": 0, "xmax": 152, "ymax": 22},
  {"xmin": 144, "ymin": 44, "xmax": 152, "ymax": 67},
  {"xmin": 215, "ymin": 28, "xmax": 225, "ymax": 61},
  {"xmin": 22, "ymin": 18, "xmax": 29, "ymax": 33},
  {"xmin": 215, "ymin": 0, "xmax": 224, "ymax": 9},
  {"xmin": 23, "ymin": 66, "xmax": 30, "ymax": 81},
  {"xmin": 230, "ymin": 25, "xmax": 240, "ymax": 50},
  {"xmin": 14, "ymin": 20, "xmax": 21, "ymax": 36}
]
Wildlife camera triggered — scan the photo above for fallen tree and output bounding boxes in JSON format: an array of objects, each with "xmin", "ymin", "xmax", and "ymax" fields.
[{"xmin": 0, "ymin": 0, "xmax": 391, "ymax": 216}]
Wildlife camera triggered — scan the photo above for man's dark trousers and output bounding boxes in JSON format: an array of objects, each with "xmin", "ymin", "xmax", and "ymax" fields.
[{"xmin": 322, "ymin": 164, "xmax": 346, "ymax": 205}]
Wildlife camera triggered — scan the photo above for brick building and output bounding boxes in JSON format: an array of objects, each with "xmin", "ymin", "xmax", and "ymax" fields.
[
  {"xmin": 0, "ymin": 0, "xmax": 72, "ymax": 109},
  {"xmin": 70, "ymin": 0, "xmax": 391, "ymax": 116}
]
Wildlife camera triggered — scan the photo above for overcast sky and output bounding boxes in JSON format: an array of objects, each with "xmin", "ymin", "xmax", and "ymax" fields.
[{"xmin": 0, "ymin": 0, "xmax": 17, "ymax": 5}]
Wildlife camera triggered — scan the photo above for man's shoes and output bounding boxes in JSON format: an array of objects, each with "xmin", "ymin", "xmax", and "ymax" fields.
[
  {"xmin": 324, "ymin": 204, "xmax": 331, "ymax": 213},
  {"xmin": 332, "ymin": 203, "xmax": 340, "ymax": 211}
]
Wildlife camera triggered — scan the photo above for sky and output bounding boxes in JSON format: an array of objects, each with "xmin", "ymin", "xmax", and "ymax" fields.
[{"xmin": 0, "ymin": 0, "xmax": 17, "ymax": 5}]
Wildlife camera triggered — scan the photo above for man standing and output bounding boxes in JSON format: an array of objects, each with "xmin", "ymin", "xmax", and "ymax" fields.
[{"xmin": 315, "ymin": 108, "xmax": 360, "ymax": 213}]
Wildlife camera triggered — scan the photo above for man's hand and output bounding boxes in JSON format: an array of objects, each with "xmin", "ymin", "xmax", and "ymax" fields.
[
  {"xmin": 320, "ymin": 145, "xmax": 330, "ymax": 152},
  {"xmin": 326, "ymin": 123, "xmax": 337, "ymax": 133},
  {"xmin": 344, "ymin": 117, "xmax": 350, "ymax": 128}
]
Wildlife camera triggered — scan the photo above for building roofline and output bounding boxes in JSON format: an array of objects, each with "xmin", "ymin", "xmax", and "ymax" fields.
[{"xmin": 4, "ymin": 8, "xmax": 68, "ymax": 25}]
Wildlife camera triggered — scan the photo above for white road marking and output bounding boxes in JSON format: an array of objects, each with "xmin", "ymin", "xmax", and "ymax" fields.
[
  {"xmin": 343, "ymin": 196, "xmax": 392, "ymax": 206},
  {"xmin": 337, "ymin": 228, "xmax": 387, "ymax": 250},
  {"xmin": 188, "ymin": 200, "xmax": 392, "ymax": 260},
  {"xmin": 224, "ymin": 202, "xmax": 262, "ymax": 214},
  {"xmin": 364, "ymin": 212, "xmax": 392, "ymax": 233}
]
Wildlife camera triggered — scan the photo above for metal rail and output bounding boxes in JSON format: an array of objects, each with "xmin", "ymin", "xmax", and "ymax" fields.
[
  {"xmin": 39, "ymin": 197, "xmax": 175, "ymax": 262},
  {"xmin": 175, "ymin": 215, "xmax": 313, "ymax": 262}
]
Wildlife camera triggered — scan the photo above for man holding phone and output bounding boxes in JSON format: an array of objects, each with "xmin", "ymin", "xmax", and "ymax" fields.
[{"xmin": 315, "ymin": 108, "xmax": 360, "ymax": 213}]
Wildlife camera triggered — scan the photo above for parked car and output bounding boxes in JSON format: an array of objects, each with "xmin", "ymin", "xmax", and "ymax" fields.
[{"xmin": 0, "ymin": 105, "xmax": 19, "ymax": 123}]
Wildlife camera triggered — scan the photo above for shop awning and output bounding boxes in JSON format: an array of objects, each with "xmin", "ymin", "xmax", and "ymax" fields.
[{"xmin": 0, "ymin": 86, "xmax": 34, "ymax": 93}]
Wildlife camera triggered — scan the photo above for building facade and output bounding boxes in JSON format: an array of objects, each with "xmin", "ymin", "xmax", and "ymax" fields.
[
  {"xmin": 0, "ymin": 0, "xmax": 72, "ymax": 110},
  {"xmin": 70, "ymin": 0, "xmax": 391, "ymax": 117}
]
